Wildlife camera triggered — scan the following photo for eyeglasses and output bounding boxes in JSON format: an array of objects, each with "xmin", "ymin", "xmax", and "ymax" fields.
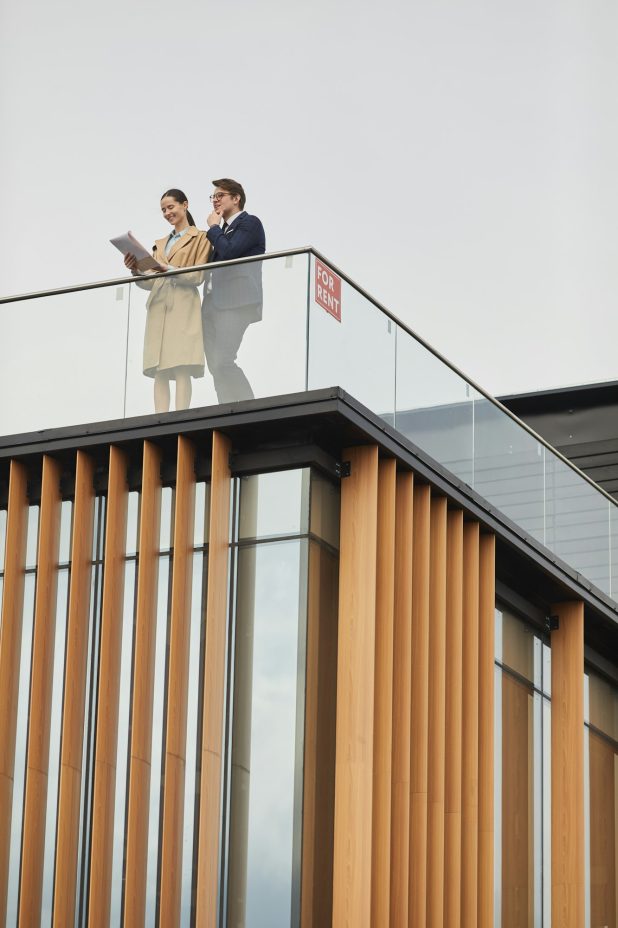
[{"xmin": 210, "ymin": 192, "xmax": 230, "ymax": 202}]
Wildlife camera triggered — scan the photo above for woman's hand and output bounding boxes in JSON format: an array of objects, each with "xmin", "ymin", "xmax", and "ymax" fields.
[{"xmin": 124, "ymin": 252, "xmax": 138, "ymax": 274}]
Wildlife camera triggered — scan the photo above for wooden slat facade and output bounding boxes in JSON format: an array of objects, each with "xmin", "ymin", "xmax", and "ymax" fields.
[
  {"xmin": 18, "ymin": 455, "xmax": 63, "ymax": 925},
  {"xmin": 195, "ymin": 431, "xmax": 233, "ymax": 927},
  {"xmin": 0, "ymin": 429, "xmax": 600, "ymax": 928},
  {"xmin": 332, "ymin": 445, "xmax": 379, "ymax": 927},
  {"xmin": 478, "ymin": 533, "xmax": 496, "ymax": 928},
  {"xmin": 551, "ymin": 600, "xmax": 585, "ymax": 928},
  {"xmin": 390, "ymin": 471, "xmax": 414, "ymax": 925},
  {"xmin": 371, "ymin": 458, "xmax": 396, "ymax": 927},
  {"xmin": 123, "ymin": 440, "xmax": 163, "ymax": 925},
  {"xmin": 0, "ymin": 460, "xmax": 29, "ymax": 927},
  {"xmin": 88, "ymin": 445, "xmax": 129, "ymax": 925},
  {"xmin": 159, "ymin": 436, "xmax": 197, "ymax": 926},
  {"xmin": 444, "ymin": 509, "xmax": 464, "ymax": 928},
  {"xmin": 427, "ymin": 495, "xmax": 447, "ymax": 928},
  {"xmin": 409, "ymin": 483, "xmax": 431, "ymax": 928},
  {"xmin": 461, "ymin": 521, "xmax": 480, "ymax": 927},
  {"xmin": 53, "ymin": 451, "xmax": 96, "ymax": 926}
]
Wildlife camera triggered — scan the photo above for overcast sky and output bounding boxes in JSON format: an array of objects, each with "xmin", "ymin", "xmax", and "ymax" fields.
[{"xmin": 1, "ymin": 0, "xmax": 617, "ymax": 396}]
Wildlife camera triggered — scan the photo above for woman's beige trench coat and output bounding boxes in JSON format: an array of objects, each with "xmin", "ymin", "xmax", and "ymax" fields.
[{"xmin": 136, "ymin": 227, "xmax": 211, "ymax": 378}]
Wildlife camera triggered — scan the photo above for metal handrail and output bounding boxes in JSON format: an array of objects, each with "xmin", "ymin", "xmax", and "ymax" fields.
[
  {"xmin": 1, "ymin": 245, "xmax": 616, "ymax": 509},
  {"xmin": 0, "ymin": 247, "xmax": 309, "ymax": 304}
]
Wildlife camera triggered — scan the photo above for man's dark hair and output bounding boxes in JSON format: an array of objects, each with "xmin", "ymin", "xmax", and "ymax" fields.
[{"xmin": 212, "ymin": 178, "xmax": 246, "ymax": 210}]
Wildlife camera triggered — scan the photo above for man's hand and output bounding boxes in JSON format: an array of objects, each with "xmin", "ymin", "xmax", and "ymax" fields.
[{"xmin": 207, "ymin": 209, "xmax": 221, "ymax": 228}]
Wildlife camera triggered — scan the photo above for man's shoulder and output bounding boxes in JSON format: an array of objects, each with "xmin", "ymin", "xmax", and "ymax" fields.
[{"xmin": 232, "ymin": 211, "xmax": 263, "ymax": 228}]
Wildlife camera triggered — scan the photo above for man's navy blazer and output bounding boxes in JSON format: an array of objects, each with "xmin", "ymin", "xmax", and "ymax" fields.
[{"xmin": 204, "ymin": 212, "xmax": 266, "ymax": 317}]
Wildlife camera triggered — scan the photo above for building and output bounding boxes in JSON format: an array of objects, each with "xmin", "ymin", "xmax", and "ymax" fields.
[
  {"xmin": 501, "ymin": 380, "xmax": 618, "ymax": 501},
  {"xmin": 0, "ymin": 248, "xmax": 616, "ymax": 927}
]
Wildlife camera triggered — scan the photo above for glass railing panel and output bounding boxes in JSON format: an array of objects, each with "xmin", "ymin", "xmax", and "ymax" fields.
[
  {"xmin": 473, "ymin": 396, "xmax": 546, "ymax": 545},
  {"xmin": 394, "ymin": 326, "xmax": 474, "ymax": 486},
  {"xmin": 2, "ymin": 248, "xmax": 617, "ymax": 606},
  {"xmin": 0, "ymin": 285, "xmax": 131, "ymax": 435},
  {"xmin": 545, "ymin": 452, "xmax": 611, "ymax": 594},
  {"xmin": 125, "ymin": 254, "xmax": 309, "ymax": 416},
  {"xmin": 610, "ymin": 504, "xmax": 618, "ymax": 601},
  {"xmin": 307, "ymin": 256, "xmax": 396, "ymax": 422}
]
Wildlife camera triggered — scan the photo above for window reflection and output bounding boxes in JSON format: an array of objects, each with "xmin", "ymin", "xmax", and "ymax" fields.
[
  {"xmin": 40, "ymin": 567, "xmax": 70, "ymax": 926},
  {"xmin": 145, "ymin": 555, "xmax": 171, "ymax": 926},
  {"xmin": 0, "ymin": 507, "xmax": 7, "ymax": 571},
  {"xmin": 586, "ymin": 670, "xmax": 618, "ymax": 928},
  {"xmin": 228, "ymin": 540, "xmax": 306, "ymax": 926},
  {"xmin": 109, "ymin": 560, "xmax": 137, "ymax": 925},
  {"xmin": 225, "ymin": 469, "xmax": 339, "ymax": 927},
  {"xmin": 238, "ymin": 470, "xmax": 309, "ymax": 541},
  {"xmin": 6, "ymin": 572, "xmax": 36, "ymax": 925},
  {"xmin": 180, "ymin": 552, "xmax": 206, "ymax": 926},
  {"xmin": 75, "ymin": 495, "xmax": 106, "ymax": 926},
  {"xmin": 495, "ymin": 605, "xmax": 549, "ymax": 927}
]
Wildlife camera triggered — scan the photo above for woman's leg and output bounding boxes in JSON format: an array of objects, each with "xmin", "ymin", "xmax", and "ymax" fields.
[
  {"xmin": 154, "ymin": 372, "xmax": 171, "ymax": 412},
  {"xmin": 174, "ymin": 371, "xmax": 192, "ymax": 410}
]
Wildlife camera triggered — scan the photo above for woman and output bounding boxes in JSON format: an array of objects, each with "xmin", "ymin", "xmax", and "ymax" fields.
[{"xmin": 124, "ymin": 189, "xmax": 211, "ymax": 412}]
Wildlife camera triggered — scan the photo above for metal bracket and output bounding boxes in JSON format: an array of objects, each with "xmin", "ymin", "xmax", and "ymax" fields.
[
  {"xmin": 546, "ymin": 614, "xmax": 560, "ymax": 632},
  {"xmin": 336, "ymin": 460, "xmax": 351, "ymax": 478}
]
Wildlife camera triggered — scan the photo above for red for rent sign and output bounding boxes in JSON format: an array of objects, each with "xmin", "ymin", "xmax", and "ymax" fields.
[{"xmin": 315, "ymin": 260, "xmax": 342, "ymax": 322}]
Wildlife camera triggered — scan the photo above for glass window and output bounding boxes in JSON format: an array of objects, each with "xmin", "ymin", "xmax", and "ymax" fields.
[
  {"xmin": 40, "ymin": 566, "xmax": 70, "ymax": 925},
  {"xmin": 0, "ymin": 507, "xmax": 7, "ymax": 570},
  {"xmin": 25, "ymin": 504, "xmax": 40, "ymax": 568},
  {"xmin": 6, "ymin": 572, "xmax": 37, "ymax": 925},
  {"xmin": 586, "ymin": 669, "xmax": 618, "ymax": 928},
  {"xmin": 495, "ymin": 604, "xmax": 549, "ymax": 927},
  {"xmin": 108, "ymin": 565, "xmax": 138, "ymax": 923},
  {"xmin": 238, "ymin": 470, "xmax": 309, "ymax": 541},
  {"xmin": 145, "ymin": 555, "xmax": 172, "ymax": 927},
  {"xmin": 224, "ymin": 469, "xmax": 339, "ymax": 927},
  {"xmin": 227, "ymin": 539, "xmax": 308, "ymax": 926},
  {"xmin": 74, "ymin": 495, "xmax": 106, "ymax": 925}
]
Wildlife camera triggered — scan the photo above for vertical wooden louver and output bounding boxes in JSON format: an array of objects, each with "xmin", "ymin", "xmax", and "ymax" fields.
[
  {"xmin": 461, "ymin": 521, "xmax": 480, "ymax": 927},
  {"xmin": 390, "ymin": 473, "xmax": 414, "ymax": 925},
  {"xmin": 478, "ymin": 533, "xmax": 496, "ymax": 928},
  {"xmin": 332, "ymin": 445, "xmax": 379, "ymax": 927},
  {"xmin": 18, "ymin": 455, "xmax": 63, "ymax": 925},
  {"xmin": 159, "ymin": 435, "xmax": 197, "ymax": 926},
  {"xmin": 196, "ymin": 430, "xmax": 233, "ymax": 927},
  {"xmin": 53, "ymin": 451, "xmax": 96, "ymax": 925},
  {"xmin": 0, "ymin": 460, "xmax": 29, "ymax": 927},
  {"xmin": 390, "ymin": 471, "xmax": 414, "ymax": 926},
  {"xmin": 123, "ymin": 440, "xmax": 163, "ymax": 925},
  {"xmin": 371, "ymin": 458, "xmax": 396, "ymax": 927},
  {"xmin": 409, "ymin": 483, "xmax": 430, "ymax": 928},
  {"xmin": 427, "ymin": 495, "xmax": 448, "ymax": 928},
  {"xmin": 551, "ymin": 600, "xmax": 585, "ymax": 928},
  {"xmin": 88, "ymin": 445, "xmax": 129, "ymax": 924},
  {"xmin": 444, "ymin": 509, "xmax": 464, "ymax": 928},
  {"xmin": 301, "ymin": 505, "xmax": 339, "ymax": 927}
]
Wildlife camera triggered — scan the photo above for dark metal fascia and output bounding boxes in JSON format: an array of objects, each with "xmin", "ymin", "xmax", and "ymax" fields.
[
  {"xmin": 230, "ymin": 444, "xmax": 340, "ymax": 479},
  {"xmin": 0, "ymin": 388, "xmax": 344, "ymax": 459}
]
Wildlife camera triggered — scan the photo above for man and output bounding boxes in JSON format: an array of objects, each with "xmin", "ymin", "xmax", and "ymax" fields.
[{"xmin": 202, "ymin": 178, "xmax": 266, "ymax": 402}]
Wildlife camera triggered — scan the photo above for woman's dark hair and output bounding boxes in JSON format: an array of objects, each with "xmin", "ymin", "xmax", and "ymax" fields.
[{"xmin": 161, "ymin": 188, "xmax": 196, "ymax": 227}]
